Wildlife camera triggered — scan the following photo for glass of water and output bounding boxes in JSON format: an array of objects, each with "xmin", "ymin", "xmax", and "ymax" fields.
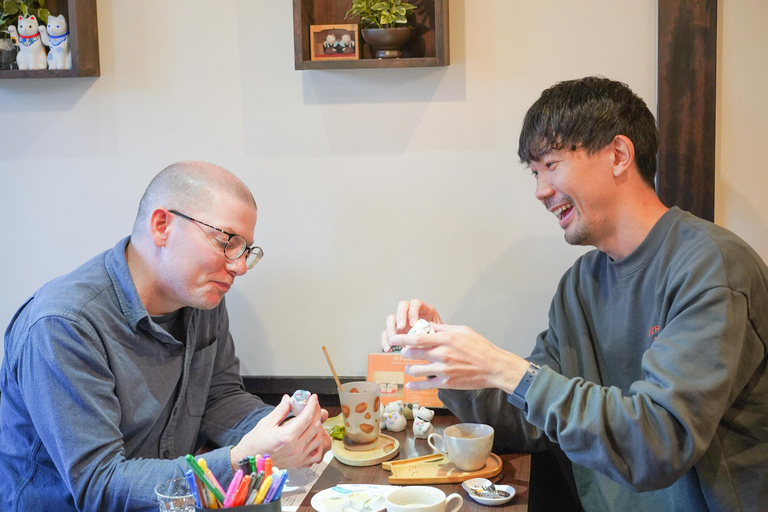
[{"xmin": 154, "ymin": 477, "xmax": 195, "ymax": 512}]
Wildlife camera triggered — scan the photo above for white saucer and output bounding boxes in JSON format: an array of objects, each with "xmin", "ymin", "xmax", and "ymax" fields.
[
  {"xmin": 461, "ymin": 478, "xmax": 515, "ymax": 506},
  {"xmin": 311, "ymin": 484, "xmax": 399, "ymax": 512}
]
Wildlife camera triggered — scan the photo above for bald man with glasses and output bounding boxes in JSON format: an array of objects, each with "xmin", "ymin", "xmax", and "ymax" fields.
[{"xmin": 0, "ymin": 161, "xmax": 332, "ymax": 512}]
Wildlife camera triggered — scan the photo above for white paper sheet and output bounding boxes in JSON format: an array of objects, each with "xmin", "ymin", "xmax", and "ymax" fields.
[{"xmin": 279, "ymin": 450, "xmax": 334, "ymax": 511}]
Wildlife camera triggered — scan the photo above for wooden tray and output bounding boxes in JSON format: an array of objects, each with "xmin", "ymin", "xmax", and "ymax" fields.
[
  {"xmin": 332, "ymin": 434, "xmax": 400, "ymax": 467},
  {"xmin": 382, "ymin": 452, "xmax": 502, "ymax": 484}
]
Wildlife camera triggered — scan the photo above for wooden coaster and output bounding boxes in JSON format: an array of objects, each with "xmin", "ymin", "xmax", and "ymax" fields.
[
  {"xmin": 332, "ymin": 434, "xmax": 400, "ymax": 467},
  {"xmin": 382, "ymin": 452, "xmax": 502, "ymax": 484}
]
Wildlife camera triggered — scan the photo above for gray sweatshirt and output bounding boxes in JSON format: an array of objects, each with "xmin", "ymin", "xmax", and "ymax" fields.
[{"xmin": 440, "ymin": 207, "xmax": 768, "ymax": 512}]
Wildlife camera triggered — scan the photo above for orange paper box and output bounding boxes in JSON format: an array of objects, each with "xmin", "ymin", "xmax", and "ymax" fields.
[{"xmin": 367, "ymin": 353, "xmax": 443, "ymax": 408}]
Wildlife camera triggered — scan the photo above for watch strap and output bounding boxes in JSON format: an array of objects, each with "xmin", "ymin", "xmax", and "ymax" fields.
[{"xmin": 507, "ymin": 362, "xmax": 540, "ymax": 412}]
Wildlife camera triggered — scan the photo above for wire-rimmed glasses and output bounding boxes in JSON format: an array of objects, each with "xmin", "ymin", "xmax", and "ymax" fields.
[{"xmin": 168, "ymin": 209, "xmax": 264, "ymax": 269}]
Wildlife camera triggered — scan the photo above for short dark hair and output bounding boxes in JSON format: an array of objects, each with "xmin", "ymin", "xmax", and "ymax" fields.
[{"xmin": 517, "ymin": 76, "xmax": 659, "ymax": 188}]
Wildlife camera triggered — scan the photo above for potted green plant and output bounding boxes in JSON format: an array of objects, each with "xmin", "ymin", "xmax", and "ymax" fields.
[
  {"xmin": 1, "ymin": 0, "xmax": 50, "ymax": 69},
  {"xmin": 345, "ymin": 0, "xmax": 418, "ymax": 59}
]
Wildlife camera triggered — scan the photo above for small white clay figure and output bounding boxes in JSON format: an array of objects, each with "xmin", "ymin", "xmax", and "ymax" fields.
[
  {"xmin": 408, "ymin": 319, "xmax": 435, "ymax": 335},
  {"xmin": 323, "ymin": 34, "xmax": 337, "ymax": 54},
  {"xmin": 384, "ymin": 411, "xmax": 407, "ymax": 432},
  {"xmin": 384, "ymin": 400, "xmax": 404, "ymax": 415},
  {"xmin": 412, "ymin": 404, "xmax": 435, "ymax": 438},
  {"xmin": 289, "ymin": 389, "xmax": 311, "ymax": 416},
  {"xmin": 8, "ymin": 15, "xmax": 48, "ymax": 70},
  {"xmin": 43, "ymin": 14, "xmax": 71, "ymax": 70}
]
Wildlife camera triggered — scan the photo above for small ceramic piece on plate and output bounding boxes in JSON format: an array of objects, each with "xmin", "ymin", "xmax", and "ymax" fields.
[
  {"xmin": 311, "ymin": 485, "xmax": 397, "ymax": 512},
  {"xmin": 461, "ymin": 478, "xmax": 515, "ymax": 506}
]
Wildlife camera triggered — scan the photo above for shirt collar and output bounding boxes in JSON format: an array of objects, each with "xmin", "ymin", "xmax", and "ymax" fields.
[{"xmin": 105, "ymin": 236, "xmax": 150, "ymax": 332}]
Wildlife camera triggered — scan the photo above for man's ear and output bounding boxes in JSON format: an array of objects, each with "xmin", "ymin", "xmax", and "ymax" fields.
[
  {"xmin": 611, "ymin": 135, "xmax": 635, "ymax": 178},
  {"xmin": 149, "ymin": 208, "xmax": 172, "ymax": 248}
]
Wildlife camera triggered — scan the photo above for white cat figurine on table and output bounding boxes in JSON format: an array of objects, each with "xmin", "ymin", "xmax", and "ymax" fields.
[
  {"xmin": 43, "ymin": 14, "xmax": 71, "ymax": 70},
  {"xmin": 382, "ymin": 401, "xmax": 407, "ymax": 431},
  {"xmin": 412, "ymin": 404, "xmax": 435, "ymax": 439},
  {"xmin": 8, "ymin": 15, "xmax": 48, "ymax": 70}
]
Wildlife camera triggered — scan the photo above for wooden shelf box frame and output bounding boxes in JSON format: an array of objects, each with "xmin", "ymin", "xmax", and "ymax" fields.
[
  {"xmin": 293, "ymin": 0, "xmax": 449, "ymax": 70},
  {"xmin": 0, "ymin": 0, "xmax": 99, "ymax": 79}
]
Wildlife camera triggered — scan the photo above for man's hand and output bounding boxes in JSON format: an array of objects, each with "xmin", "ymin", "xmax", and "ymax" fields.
[
  {"xmin": 380, "ymin": 299, "xmax": 443, "ymax": 352},
  {"xmin": 231, "ymin": 394, "xmax": 332, "ymax": 471},
  {"xmin": 389, "ymin": 323, "xmax": 529, "ymax": 394}
]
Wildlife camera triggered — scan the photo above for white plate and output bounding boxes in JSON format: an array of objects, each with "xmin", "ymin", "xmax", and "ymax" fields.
[
  {"xmin": 461, "ymin": 478, "xmax": 516, "ymax": 506},
  {"xmin": 311, "ymin": 484, "xmax": 400, "ymax": 512}
]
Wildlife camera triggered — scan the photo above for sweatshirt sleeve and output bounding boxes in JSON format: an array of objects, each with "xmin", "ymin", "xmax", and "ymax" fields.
[{"xmin": 523, "ymin": 285, "xmax": 763, "ymax": 492}]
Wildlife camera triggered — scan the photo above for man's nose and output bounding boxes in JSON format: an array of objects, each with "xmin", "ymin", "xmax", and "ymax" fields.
[
  {"xmin": 535, "ymin": 174, "xmax": 555, "ymax": 202},
  {"xmin": 226, "ymin": 253, "xmax": 249, "ymax": 276}
]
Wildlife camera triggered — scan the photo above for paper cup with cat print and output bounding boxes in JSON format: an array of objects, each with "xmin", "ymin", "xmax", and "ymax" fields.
[{"xmin": 339, "ymin": 381, "xmax": 381, "ymax": 450}]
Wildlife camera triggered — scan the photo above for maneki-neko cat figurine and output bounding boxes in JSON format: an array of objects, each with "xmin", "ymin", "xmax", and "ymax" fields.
[
  {"xmin": 412, "ymin": 404, "xmax": 435, "ymax": 439},
  {"xmin": 8, "ymin": 15, "xmax": 48, "ymax": 70},
  {"xmin": 43, "ymin": 14, "xmax": 71, "ymax": 69}
]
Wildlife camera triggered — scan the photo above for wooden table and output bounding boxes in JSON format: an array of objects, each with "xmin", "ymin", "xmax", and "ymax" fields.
[{"xmin": 297, "ymin": 408, "xmax": 530, "ymax": 512}]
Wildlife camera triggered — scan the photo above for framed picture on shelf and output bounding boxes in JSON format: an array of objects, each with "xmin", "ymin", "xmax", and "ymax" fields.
[{"xmin": 309, "ymin": 24, "xmax": 360, "ymax": 61}]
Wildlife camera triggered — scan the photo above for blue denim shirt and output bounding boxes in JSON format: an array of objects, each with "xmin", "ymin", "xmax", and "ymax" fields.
[{"xmin": 0, "ymin": 237, "xmax": 273, "ymax": 511}]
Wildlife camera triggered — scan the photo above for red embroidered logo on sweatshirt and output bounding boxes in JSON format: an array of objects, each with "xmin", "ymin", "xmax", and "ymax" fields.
[{"xmin": 648, "ymin": 325, "xmax": 659, "ymax": 340}]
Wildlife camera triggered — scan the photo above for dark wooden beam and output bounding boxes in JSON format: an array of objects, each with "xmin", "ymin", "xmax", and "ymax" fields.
[
  {"xmin": 243, "ymin": 375, "xmax": 364, "ymax": 407},
  {"xmin": 657, "ymin": 0, "xmax": 717, "ymax": 221}
]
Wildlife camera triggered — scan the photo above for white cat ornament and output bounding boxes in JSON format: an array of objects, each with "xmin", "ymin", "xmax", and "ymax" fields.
[
  {"xmin": 8, "ymin": 15, "xmax": 48, "ymax": 70},
  {"xmin": 43, "ymin": 14, "xmax": 71, "ymax": 70}
]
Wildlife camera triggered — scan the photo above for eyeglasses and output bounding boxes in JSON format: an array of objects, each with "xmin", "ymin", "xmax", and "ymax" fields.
[{"xmin": 168, "ymin": 210, "xmax": 264, "ymax": 269}]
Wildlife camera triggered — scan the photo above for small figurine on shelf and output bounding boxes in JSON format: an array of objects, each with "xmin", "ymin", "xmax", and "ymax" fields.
[
  {"xmin": 8, "ymin": 15, "xmax": 48, "ymax": 70},
  {"xmin": 323, "ymin": 34, "xmax": 338, "ymax": 54},
  {"xmin": 412, "ymin": 404, "xmax": 435, "ymax": 439},
  {"xmin": 43, "ymin": 14, "xmax": 71, "ymax": 70},
  {"xmin": 339, "ymin": 33, "xmax": 355, "ymax": 54}
]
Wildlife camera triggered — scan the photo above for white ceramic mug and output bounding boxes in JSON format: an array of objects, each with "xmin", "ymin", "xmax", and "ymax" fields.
[
  {"xmin": 385, "ymin": 486, "xmax": 463, "ymax": 512},
  {"xmin": 427, "ymin": 423, "xmax": 494, "ymax": 472}
]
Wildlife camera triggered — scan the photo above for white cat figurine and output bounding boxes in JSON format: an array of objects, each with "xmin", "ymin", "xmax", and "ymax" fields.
[
  {"xmin": 382, "ymin": 401, "xmax": 407, "ymax": 431},
  {"xmin": 8, "ymin": 15, "xmax": 48, "ymax": 70},
  {"xmin": 412, "ymin": 404, "xmax": 435, "ymax": 439},
  {"xmin": 384, "ymin": 411, "xmax": 407, "ymax": 432},
  {"xmin": 44, "ymin": 14, "xmax": 71, "ymax": 70}
]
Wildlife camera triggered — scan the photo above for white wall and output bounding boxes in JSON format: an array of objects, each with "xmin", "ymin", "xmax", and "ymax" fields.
[
  {"xmin": 715, "ymin": 0, "xmax": 768, "ymax": 259},
  {"xmin": 7, "ymin": 0, "xmax": 758, "ymax": 378}
]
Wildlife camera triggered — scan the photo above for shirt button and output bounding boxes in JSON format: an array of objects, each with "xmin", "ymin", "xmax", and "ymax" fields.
[{"xmin": 163, "ymin": 450, "xmax": 171, "ymax": 459}]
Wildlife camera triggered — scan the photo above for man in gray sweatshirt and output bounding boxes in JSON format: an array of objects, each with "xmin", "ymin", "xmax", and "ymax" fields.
[{"xmin": 382, "ymin": 77, "xmax": 768, "ymax": 512}]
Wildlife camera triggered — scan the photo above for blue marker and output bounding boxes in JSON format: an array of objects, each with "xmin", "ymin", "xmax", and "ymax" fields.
[
  {"xmin": 184, "ymin": 469, "xmax": 202, "ymax": 508},
  {"xmin": 268, "ymin": 470, "xmax": 289, "ymax": 502}
]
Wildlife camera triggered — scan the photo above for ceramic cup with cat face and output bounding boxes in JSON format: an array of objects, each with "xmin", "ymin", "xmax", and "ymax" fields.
[
  {"xmin": 427, "ymin": 423, "xmax": 494, "ymax": 471},
  {"xmin": 385, "ymin": 486, "xmax": 463, "ymax": 512},
  {"xmin": 339, "ymin": 381, "xmax": 381, "ymax": 449}
]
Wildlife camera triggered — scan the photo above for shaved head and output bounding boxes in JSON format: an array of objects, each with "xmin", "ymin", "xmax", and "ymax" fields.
[{"xmin": 132, "ymin": 161, "xmax": 256, "ymax": 239}]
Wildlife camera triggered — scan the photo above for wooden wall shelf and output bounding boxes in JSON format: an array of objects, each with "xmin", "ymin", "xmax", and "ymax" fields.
[
  {"xmin": 293, "ymin": 0, "xmax": 449, "ymax": 70},
  {"xmin": 0, "ymin": 0, "xmax": 99, "ymax": 79}
]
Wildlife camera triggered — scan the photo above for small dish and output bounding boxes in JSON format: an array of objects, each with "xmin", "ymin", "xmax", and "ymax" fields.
[
  {"xmin": 311, "ymin": 484, "xmax": 399, "ymax": 512},
  {"xmin": 461, "ymin": 478, "xmax": 515, "ymax": 506}
]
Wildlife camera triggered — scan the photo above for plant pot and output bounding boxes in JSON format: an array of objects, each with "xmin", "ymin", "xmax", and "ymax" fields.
[
  {"xmin": 361, "ymin": 27, "xmax": 415, "ymax": 59},
  {"xmin": 0, "ymin": 38, "xmax": 18, "ymax": 70}
]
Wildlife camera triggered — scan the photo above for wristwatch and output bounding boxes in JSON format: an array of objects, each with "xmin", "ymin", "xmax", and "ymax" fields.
[{"xmin": 507, "ymin": 362, "xmax": 541, "ymax": 412}]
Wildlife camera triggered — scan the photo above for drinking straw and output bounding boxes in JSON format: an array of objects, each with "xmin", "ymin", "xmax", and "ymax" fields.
[{"xmin": 322, "ymin": 346, "xmax": 343, "ymax": 393}]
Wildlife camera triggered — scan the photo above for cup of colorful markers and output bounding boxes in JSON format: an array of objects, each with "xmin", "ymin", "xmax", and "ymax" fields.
[{"xmin": 184, "ymin": 453, "xmax": 287, "ymax": 510}]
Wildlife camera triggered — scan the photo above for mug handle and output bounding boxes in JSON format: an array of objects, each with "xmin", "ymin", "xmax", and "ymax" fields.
[
  {"xmin": 427, "ymin": 432, "xmax": 448, "ymax": 457},
  {"xmin": 444, "ymin": 493, "xmax": 463, "ymax": 512}
]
